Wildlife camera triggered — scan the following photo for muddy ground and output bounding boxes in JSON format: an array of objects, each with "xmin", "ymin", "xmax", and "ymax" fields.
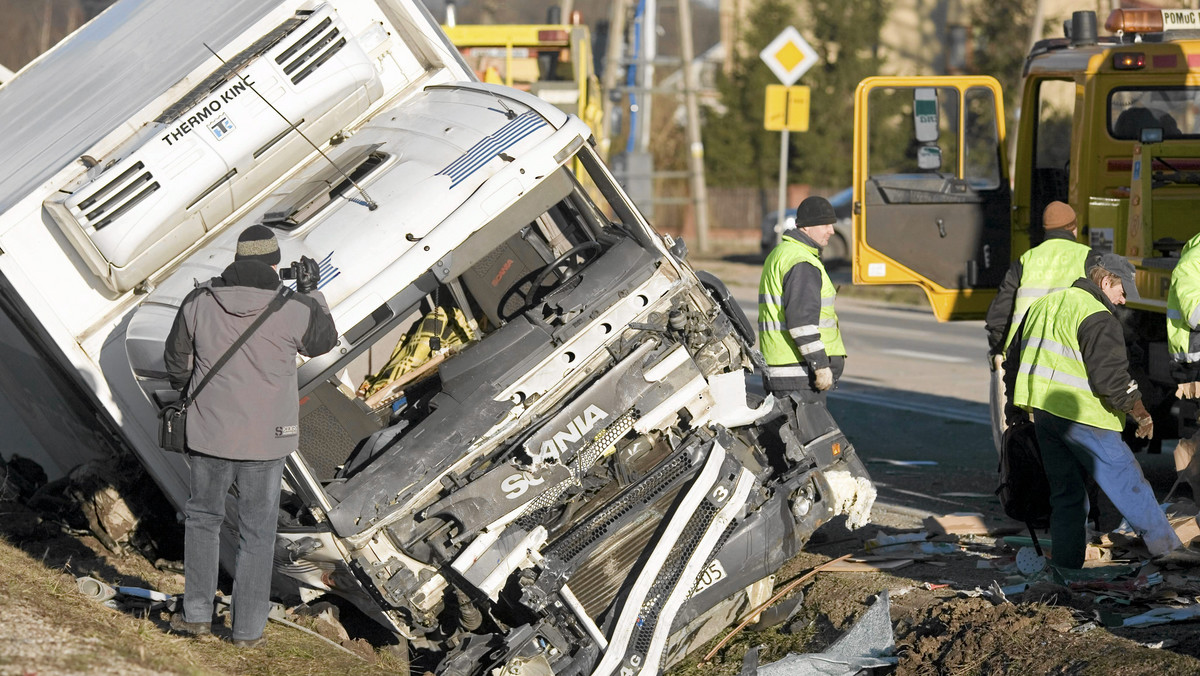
[{"xmin": 4, "ymin": 443, "xmax": 1200, "ymax": 675}]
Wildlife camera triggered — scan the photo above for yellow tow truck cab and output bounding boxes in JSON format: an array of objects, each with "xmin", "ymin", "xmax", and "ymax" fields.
[
  {"xmin": 852, "ymin": 8, "xmax": 1200, "ymax": 438},
  {"xmin": 443, "ymin": 18, "xmax": 603, "ymax": 152}
]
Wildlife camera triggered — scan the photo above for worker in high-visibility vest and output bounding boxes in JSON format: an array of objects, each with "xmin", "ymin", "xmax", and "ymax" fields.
[
  {"xmin": 1004, "ymin": 252, "xmax": 1188, "ymax": 567},
  {"xmin": 985, "ymin": 201, "xmax": 1092, "ymax": 453},
  {"xmin": 1166, "ymin": 232, "xmax": 1200, "ymax": 499},
  {"xmin": 758, "ymin": 195, "xmax": 846, "ymax": 443}
]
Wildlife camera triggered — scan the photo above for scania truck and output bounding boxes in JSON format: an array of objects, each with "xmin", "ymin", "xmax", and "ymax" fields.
[
  {"xmin": 0, "ymin": 0, "xmax": 874, "ymax": 672},
  {"xmin": 851, "ymin": 8, "xmax": 1200, "ymax": 448}
]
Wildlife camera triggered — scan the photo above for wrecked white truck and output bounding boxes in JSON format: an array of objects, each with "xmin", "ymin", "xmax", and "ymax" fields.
[{"xmin": 0, "ymin": 0, "xmax": 874, "ymax": 672}]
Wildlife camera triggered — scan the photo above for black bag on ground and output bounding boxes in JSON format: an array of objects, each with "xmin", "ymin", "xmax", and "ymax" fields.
[{"xmin": 996, "ymin": 418, "xmax": 1052, "ymax": 529}]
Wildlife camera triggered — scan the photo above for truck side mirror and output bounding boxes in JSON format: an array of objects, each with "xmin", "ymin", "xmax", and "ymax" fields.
[
  {"xmin": 917, "ymin": 146, "xmax": 942, "ymax": 170},
  {"xmin": 914, "ymin": 88, "xmax": 939, "ymax": 143}
]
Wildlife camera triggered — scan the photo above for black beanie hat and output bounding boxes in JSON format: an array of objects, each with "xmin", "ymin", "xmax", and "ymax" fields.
[
  {"xmin": 794, "ymin": 196, "xmax": 837, "ymax": 229},
  {"xmin": 235, "ymin": 225, "xmax": 281, "ymax": 266}
]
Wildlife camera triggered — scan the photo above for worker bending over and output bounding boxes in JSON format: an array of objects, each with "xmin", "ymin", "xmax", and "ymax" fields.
[{"xmin": 1004, "ymin": 252, "xmax": 1185, "ymax": 567}]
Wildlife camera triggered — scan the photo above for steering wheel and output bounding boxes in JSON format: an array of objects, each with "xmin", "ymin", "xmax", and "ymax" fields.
[{"xmin": 526, "ymin": 242, "xmax": 602, "ymax": 307}]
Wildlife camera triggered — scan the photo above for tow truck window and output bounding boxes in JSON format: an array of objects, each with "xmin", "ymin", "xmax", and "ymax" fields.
[
  {"xmin": 867, "ymin": 86, "xmax": 959, "ymax": 176},
  {"xmin": 1030, "ymin": 79, "xmax": 1074, "ymax": 228},
  {"xmin": 1109, "ymin": 88, "xmax": 1200, "ymax": 139},
  {"xmin": 965, "ymin": 86, "xmax": 1002, "ymax": 189}
]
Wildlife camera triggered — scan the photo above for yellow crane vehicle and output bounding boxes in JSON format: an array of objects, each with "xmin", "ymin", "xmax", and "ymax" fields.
[
  {"xmin": 443, "ymin": 11, "xmax": 604, "ymax": 151},
  {"xmin": 851, "ymin": 8, "xmax": 1200, "ymax": 446}
]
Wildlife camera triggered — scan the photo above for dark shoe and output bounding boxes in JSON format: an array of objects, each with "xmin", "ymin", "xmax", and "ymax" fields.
[
  {"xmin": 169, "ymin": 614, "xmax": 212, "ymax": 637},
  {"xmin": 231, "ymin": 636, "xmax": 267, "ymax": 648}
]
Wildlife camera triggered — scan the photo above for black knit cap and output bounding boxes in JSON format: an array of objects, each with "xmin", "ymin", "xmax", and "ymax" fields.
[
  {"xmin": 794, "ymin": 196, "xmax": 837, "ymax": 229},
  {"xmin": 235, "ymin": 225, "xmax": 281, "ymax": 266}
]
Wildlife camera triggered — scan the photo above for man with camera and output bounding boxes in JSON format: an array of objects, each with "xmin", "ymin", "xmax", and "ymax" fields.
[{"xmin": 163, "ymin": 225, "xmax": 336, "ymax": 646}]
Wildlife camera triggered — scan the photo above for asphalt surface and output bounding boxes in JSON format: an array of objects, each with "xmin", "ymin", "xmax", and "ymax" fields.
[{"xmin": 691, "ymin": 254, "xmax": 1178, "ymax": 531}]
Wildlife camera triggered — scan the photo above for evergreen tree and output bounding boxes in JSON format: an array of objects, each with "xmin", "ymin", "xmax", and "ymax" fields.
[
  {"xmin": 968, "ymin": 0, "xmax": 1035, "ymax": 132},
  {"xmin": 703, "ymin": 0, "xmax": 889, "ymax": 191},
  {"xmin": 792, "ymin": 0, "xmax": 889, "ymax": 187},
  {"xmin": 703, "ymin": 0, "xmax": 796, "ymax": 190}
]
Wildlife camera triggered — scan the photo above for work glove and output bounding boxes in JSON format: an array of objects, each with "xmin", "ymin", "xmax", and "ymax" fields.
[
  {"xmin": 1176, "ymin": 381, "xmax": 1200, "ymax": 399},
  {"xmin": 1131, "ymin": 399, "xmax": 1154, "ymax": 440},
  {"xmin": 813, "ymin": 367, "xmax": 834, "ymax": 392},
  {"xmin": 989, "ymin": 353, "xmax": 1004, "ymax": 373}
]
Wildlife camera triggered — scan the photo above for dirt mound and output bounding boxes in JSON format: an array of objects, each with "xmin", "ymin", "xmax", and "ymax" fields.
[{"xmin": 900, "ymin": 598, "xmax": 1068, "ymax": 673}]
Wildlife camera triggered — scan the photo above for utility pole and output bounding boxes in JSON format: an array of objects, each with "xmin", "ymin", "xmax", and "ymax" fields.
[
  {"xmin": 635, "ymin": 0, "xmax": 658, "ymax": 154},
  {"xmin": 1027, "ymin": 0, "xmax": 1045, "ymax": 57},
  {"xmin": 677, "ymin": 0, "xmax": 710, "ymax": 252},
  {"xmin": 601, "ymin": 0, "xmax": 629, "ymax": 159}
]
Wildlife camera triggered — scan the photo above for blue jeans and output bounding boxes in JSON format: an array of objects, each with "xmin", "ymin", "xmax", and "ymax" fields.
[
  {"xmin": 1033, "ymin": 410, "xmax": 1180, "ymax": 568},
  {"xmin": 182, "ymin": 452, "xmax": 285, "ymax": 641}
]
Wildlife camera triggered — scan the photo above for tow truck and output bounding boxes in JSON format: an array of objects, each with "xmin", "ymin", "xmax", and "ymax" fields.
[
  {"xmin": 851, "ymin": 8, "xmax": 1200, "ymax": 446},
  {"xmin": 0, "ymin": 0, "xmax": 873, "ymax": 672},
  {"xmin": 442, "ymin": 11, "xmax": 604, "ymax": 153}
]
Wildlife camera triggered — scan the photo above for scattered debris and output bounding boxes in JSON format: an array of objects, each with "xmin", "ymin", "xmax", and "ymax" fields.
[
  {"xmin": 755, "ymin": 590, "xmax": 897, "ymax": 675},
  {"xmin": 1015, "ymin": 546, "xmax": 1046, "ymax": 576},
  {"xmin": 824, "ymin": 470, "xmax": 878, "ymax": 530},
  {"xmin": 863, "ymin": 532, "xmax": 927, "ymax": 551},
  {"xmin": 0, "ymin": 454, "xmax": 47, "ymax": 502},
  {"xmin": 865, "ymin": 459, "xmax": 937, "ymax": 467},
  {"xmin": 75, "ymin": 575, "xmax": 175, "ymax": 615},
  {"xmin": 825, "ymin": 558, "xmax": 914, "ymax": 573},
  {"xmin": 924, "ymin": 513, "xmax": 990, "ymax": 536},
  {"xmin": 1121, "ymin": 605, "xmax": 1200, "ymax": 627}
]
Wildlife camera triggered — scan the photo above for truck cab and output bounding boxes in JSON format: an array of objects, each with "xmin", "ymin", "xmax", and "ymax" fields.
[
  {"xmin": 0, "ymin": 0, "xmax": 874, "ymax": 672},
  {"xmin": 852, "ymin": 8, "xmax": 1200, "ymax": 440}
]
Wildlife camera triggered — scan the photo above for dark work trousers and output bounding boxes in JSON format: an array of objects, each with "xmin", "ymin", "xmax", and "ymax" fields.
[
  {"xmin": 183, "ymin": 451, "xmax": 285, "ymax": 641},
  {"xmin": 1033, "ymin": 410, "xmax": 1179, "ymax": 568}
]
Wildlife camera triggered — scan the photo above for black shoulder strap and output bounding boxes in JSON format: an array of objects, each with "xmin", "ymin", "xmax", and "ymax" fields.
[{"xmin": 182, "ymin": 286, "xmax": 294, "ymax": 407}]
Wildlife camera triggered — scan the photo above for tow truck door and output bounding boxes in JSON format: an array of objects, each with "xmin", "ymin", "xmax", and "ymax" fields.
[{"xmin": 852, "ymin": 77, "xmax": 1011, "ymax": 320}]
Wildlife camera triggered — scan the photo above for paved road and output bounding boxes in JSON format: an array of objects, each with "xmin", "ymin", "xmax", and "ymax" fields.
[
  {"xmin": 733, "ymin": 291, "xmax": 1001, "ymax": 526},
  {"xmin": 695, "ymin": 257, "xmax": 1178, "ymax": 530}
]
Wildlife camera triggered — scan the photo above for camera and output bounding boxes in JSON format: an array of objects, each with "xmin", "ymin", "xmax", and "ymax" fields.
[{"xmin": 279, "ymin": 255, "xmax": 321, "ymax": 293}]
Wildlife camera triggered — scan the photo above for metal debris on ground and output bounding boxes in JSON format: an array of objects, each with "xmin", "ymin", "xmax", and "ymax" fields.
[
  {"xmin": 754, "ymin": 589, "xmax": 897, "ymax": 676},
  {"xmin": 75, "ymin": 576, "xmax": 176, "ymax": 615},
  {"xmin": 853, "ymin": 500, "xmax": 1200, "ymax": 635}
]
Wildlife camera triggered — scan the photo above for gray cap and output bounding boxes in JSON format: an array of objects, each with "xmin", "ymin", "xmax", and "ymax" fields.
[{"xmin": 1086, "ymin": 251, "xmax": 1140, "ymax": 302}]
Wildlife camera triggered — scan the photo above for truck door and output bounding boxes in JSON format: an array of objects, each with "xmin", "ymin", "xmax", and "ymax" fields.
[{"xmin": 852, "ymin": 77, "xmax": 1010, "ymax": 320}]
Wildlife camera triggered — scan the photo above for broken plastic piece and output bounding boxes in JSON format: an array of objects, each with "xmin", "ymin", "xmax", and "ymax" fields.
[
  {"xmin": 756, "ymin": 589, "xmax": 897, "ymax": 676},
  {"xmin": 1122, "ymin": 604, "xmax": 1200, "ymax": 627}
]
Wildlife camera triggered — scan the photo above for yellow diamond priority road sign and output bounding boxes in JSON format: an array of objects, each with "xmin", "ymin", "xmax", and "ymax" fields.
[{"xmin": 760, "ymin": 26, "xmax": 818, "ymax": 87}]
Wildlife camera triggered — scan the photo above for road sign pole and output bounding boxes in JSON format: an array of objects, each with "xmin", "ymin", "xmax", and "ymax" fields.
[
  {"xmin": 760, "ymin": 26, "xmax": 819, "ymax": 241},
  {"xmin": 777, "ymin": 129, "xmax": 789, "ymax": 237}
]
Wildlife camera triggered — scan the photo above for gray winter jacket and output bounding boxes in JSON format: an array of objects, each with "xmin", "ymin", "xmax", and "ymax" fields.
[{"xmin": 164, "ymin": 260, "xmax": 337, "ymax": 461}]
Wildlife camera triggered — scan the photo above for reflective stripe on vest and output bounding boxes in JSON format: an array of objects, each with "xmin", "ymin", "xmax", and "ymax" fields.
[
  {"xmin": 1013, "ymin": 287, "xmax": 1123, "ymax": 430},
  {"xmin": 758, "ymin": 235, "xmax": 845, "ymax": 367},
  {"xmin": 1168, "ymin": 232, "xmax": 1200, "ymax": 363},
  {"xmin": 1002, "ymin": 238, "xmax": 1092, "ymax": 350}
]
